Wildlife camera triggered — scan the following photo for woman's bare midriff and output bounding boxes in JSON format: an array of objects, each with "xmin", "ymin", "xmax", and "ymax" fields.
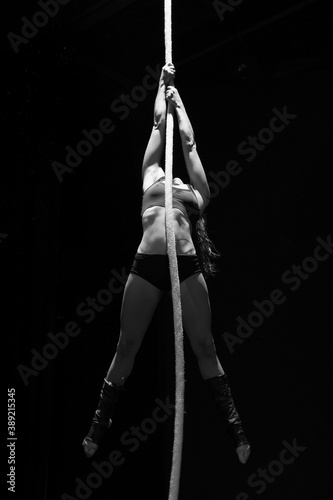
[{"xmin": 137, "ymin": 206, "xmax": 196, "ymax": 255}]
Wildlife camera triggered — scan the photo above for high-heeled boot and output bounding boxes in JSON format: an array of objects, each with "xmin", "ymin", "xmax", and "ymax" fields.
[
  {"xmin": 82, "ymin": 379, "xmax": 122, "ymax": 458},
  {"xmin": 205, "ymin": 374, "xmax": 250, "ymax": 464}
]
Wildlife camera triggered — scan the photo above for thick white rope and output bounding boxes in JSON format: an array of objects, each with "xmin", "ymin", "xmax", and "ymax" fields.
[{"xmin": 164, "ymin": 1, "xmax": 185, "ymax": 499}]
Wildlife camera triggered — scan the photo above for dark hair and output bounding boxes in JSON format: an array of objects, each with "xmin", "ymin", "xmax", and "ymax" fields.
[{"xmin": 192, "ymin": 214, "xmax": 220, "ymax": 279}]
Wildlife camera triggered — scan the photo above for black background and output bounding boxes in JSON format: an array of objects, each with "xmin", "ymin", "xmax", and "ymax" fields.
[{"xmin": 4, "ymin": 1, "xmax": 333, "ymax": 499}]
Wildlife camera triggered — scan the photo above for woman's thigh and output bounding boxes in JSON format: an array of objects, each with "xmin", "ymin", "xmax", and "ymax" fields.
[
  {"xmin": 180, "ymin": 273, "xmax": 213, "ymax": 346},
  {"xmin": 118, "ymin": 273, "xmax": 163, "ymax": 349}
]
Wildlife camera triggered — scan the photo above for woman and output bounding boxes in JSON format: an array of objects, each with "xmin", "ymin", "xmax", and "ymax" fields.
[{"xmin": 82, "ymin": 63, "xmax": 250, "ymax": 464}]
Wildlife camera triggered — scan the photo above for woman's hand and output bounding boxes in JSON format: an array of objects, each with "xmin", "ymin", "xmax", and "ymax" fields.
[
  {"xmin": 165, "ymin": 85, "xmax": 182, "ymax": 108},
  {"xmin": 161, "ymin": 63, "xmax": 176, "ymax": 85}
]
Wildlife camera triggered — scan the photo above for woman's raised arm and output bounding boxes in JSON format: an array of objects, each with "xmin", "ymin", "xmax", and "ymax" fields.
[
  {"xmin": 166, "ymin": 86, "xmax": 210, "ymax": 209},
  {"xmin": 142, "ymin": 63, "xmax": 175, "ymax": 192}
]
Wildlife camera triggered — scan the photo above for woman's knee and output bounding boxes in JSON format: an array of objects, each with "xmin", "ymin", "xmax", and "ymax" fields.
[
  {"xmin": 191, "ymin": 336, "xmax": 217, "ymax": 359},
  {"xmin": 116, "ymin": 338, "xmax": 139, "ymax": 359}
]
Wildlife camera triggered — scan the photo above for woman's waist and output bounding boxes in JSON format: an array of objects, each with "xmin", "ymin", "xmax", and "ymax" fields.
[
  {"xmin": 137, "ymin": 233, "xmax": 196, "ymax": 255},
  {"xmin": 141, "ymin": 206, "xmax": 192, "ymax": 232},
  {"xmin": 140, "ymin": 226, "xmax": 194, "ymax": 245},
  {"xmin": 142, "ymin": 205, "xmax": 191, "ymax": 222},
  {"xmin": 139, "ymin": 207, "xmax": 195, "ymax": 254},
  {"xmin": 141, "ymin": 199, "xmax": 194, "ymax": 218}
]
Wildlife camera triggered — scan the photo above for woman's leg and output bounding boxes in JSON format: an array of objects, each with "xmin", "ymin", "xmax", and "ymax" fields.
[
  {"xmin": 180, "ymin": 272, "xmax": 223, "ymax": 380},
  {"xmin": 106, "ymin": 273, "xmax": 163, "ymax": 385},
  {"xmin": 180, "ymin": 273, "xmax": 250, "ymax": 464},
  {"xmin": 83, "ymin": 273, "xmax": 163, "ymax": 457}
]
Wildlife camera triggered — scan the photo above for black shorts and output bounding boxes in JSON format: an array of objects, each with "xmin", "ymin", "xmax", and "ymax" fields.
[{"xmin": 130, "ymin": 253, "xmax": 202, "ymax": 291}]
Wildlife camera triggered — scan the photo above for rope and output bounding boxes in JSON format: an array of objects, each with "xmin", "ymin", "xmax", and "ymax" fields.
[{"xmin": 164, "ymin": 1, "xmax": 185, "ymax": 499}]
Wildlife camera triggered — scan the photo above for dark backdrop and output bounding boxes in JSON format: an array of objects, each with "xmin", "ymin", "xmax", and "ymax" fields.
[{"xmin": 5, "ymin": 1, "xmax": 332, "ymax": 499}]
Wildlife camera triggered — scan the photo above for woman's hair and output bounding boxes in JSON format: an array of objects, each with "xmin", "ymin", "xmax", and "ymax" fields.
[{"xmin": 192, "ymin": 214, "xmax": 220, "ymax": 279}]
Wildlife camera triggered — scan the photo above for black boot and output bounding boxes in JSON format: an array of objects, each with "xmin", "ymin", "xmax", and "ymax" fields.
[
  {"xmin": 205, "ymin": 374, "xmax": 250, "ymax": 463},
  {"xmin": 82, "ymin": 379, "xmax": 122, "ymax": 458}
]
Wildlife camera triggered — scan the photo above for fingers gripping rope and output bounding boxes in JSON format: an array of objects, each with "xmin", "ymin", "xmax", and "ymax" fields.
[{"xmin": 165, "ymin": 1, "xmax": 185, "ymax": 500}]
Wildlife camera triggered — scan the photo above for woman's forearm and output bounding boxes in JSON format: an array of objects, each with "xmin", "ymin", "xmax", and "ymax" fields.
[
  {"xmin": 174, "ymin": 97, "xmax": 195, "ymax": 149},
  {"xmin": 154, "ymin": 78, "xmax": 167, "ymax": 126},
  {"xmin": 154, "ymin": 65, "xmax": 175, "ymax": 127}
]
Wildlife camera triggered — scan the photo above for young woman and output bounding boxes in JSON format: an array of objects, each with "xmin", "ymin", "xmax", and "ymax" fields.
[{"xmin": 82, "ymin": 63, "xmax": 250, "ymax": 464}]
